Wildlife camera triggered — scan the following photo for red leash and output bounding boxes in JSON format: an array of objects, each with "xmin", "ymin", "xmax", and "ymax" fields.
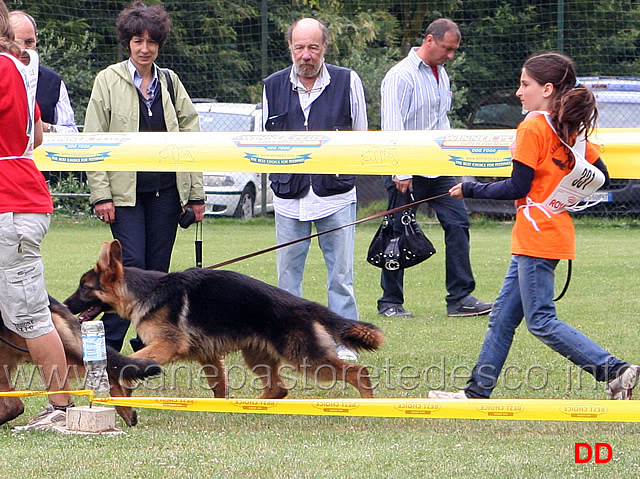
[{"xmin": 205, "ymin": 192, "xmax": 449, "ymax": 270}]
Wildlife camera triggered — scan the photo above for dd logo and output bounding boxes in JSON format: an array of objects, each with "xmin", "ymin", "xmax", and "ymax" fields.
[{"xmin": 574, "ymin": 443, "xmax": 613, "ymax": 463}]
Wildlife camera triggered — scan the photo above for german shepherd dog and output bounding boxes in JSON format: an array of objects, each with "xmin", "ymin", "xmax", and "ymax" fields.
[
  {"xmin": 0, "ymin": 296, "xmax": 162, "ymax": 427},
  {"xmin": 65, "ymin": 240, "xmax": 384, "ymax": 399}
]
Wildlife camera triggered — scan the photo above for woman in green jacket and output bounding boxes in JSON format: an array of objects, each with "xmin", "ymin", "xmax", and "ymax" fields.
[{"xmin": 85, "ymin": 0, "xmax": 204, "ymax": 352}]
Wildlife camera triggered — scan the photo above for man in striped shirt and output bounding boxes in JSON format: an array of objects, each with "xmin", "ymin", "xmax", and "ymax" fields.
[{"xmin": 377, "ymin": 18, "xmax": 492, "ymax": 319}]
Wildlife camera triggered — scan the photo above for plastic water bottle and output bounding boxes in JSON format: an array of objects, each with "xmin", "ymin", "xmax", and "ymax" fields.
[{"xmin": 81, "ymin": 320, "xmax": 110, "ymax": 394}]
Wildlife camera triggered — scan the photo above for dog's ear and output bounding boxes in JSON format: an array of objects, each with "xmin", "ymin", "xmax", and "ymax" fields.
[
  {"xmin": 97, "ymin": 241, "xmax": 112, "ymax": 271},
  {"xmin": 109, "ymin": 239, "xmax": 123, "ymax": 264},
  {"xmin": 96, "ymin": 240, "xmax": 125, "ymax": 282}
]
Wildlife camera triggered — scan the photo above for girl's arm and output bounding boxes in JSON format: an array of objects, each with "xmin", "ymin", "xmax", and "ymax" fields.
[
  {"xmin": 593, "ymin": 158, "xmax": 610, "ymax": 187},
  {"xmin": 451, "ymin": 161, "xmax": 534, "ymax": 200}
]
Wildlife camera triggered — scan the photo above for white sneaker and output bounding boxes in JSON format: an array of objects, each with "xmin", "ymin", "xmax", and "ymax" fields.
[
  {"xmin": 428, "ymin": 390, "xmax": 467, "ymax": 399},
  {"xmin": 336, "ymin": 345, "xmax": 358, "ymax": 362},
  {"xmin": 605, "ymin": 365, "xmax": 640, "ymax": 400},
  {"xmin": 14, "ymin": 403, "xmax": 67, "ymax": 431}
]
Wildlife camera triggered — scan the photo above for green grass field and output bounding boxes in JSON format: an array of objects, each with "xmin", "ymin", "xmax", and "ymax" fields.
[{"xmin": 2, "ymin": 215, "xmax": 639, "ymax": 478}]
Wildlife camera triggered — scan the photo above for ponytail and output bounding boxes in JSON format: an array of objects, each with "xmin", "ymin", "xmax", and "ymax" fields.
[{"xmin": 556, "ymin": 84, "xmax": 598, "ymax": 144}]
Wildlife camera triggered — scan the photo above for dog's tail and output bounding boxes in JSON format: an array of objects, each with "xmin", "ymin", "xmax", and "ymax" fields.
[
  {"xmin": 338, "ymin": 321, "xmax": 385, "ymax": 352},
  {"xmin": 106, "ymin": 347, "xmax": 163, "ymax": 383}
]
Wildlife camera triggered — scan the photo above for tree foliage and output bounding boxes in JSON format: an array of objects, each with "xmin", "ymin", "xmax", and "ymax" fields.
[
  {"xmin": 37, "ymin": 27, "xmax": 95, "ymax": 124},
  {"xmin": 6, "ymin": 0, "xmax": 640, "ymax": 127}
]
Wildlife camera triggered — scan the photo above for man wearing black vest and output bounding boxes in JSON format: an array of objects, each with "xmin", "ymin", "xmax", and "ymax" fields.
[
  {"xmin": 9, "ymin": 11, "xmax": 78, "ymax": 134},
  {"xmin": 263, "ymin": 18, "xmax": 368, "ymax": 361}
]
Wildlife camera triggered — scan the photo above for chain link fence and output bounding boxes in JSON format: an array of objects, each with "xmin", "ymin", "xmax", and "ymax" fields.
[{"xmin": 10, "ymin": 0, "xmax": 640, "ymax": 216}]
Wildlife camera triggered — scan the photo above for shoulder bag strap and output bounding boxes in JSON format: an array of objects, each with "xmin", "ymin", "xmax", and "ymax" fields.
[{"xmin": 161, "ymin": 68, "xmax": 176, "ymax": 108}]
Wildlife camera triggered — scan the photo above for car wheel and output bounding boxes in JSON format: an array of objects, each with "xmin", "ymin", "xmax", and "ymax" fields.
[{"xmin": 234, "ymin": 186, "xmax": 255, "ymax": 219}]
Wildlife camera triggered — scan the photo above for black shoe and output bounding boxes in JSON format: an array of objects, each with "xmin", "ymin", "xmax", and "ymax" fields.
[
  {"xmin": 447, "ymin": 295, "xmax": 492, "ymax": 317},
  {"xmin": 379, "ymin": 304, "xmax": 413, "ymax": 318},
  {"xmin": 129, "ymin": 337, "xmax": 145, "ymax": 352}
]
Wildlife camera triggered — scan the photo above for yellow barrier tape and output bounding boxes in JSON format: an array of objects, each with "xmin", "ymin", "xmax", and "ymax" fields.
[
  {"xmin": 3, "ymin": 389, "xmax": 638, "ymax": 422},
  {"xmin": 34, "ymin": 128, "xmax": 640, "ymax": 179},
  {"xmin": 91, "ymin": 396, "xmax": 640, "ymax": 423}
]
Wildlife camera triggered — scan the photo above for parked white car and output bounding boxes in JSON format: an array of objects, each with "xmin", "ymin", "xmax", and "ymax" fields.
[{"xmin": 194, "ymin": 100, "xmax": 273, "ymax": 219}]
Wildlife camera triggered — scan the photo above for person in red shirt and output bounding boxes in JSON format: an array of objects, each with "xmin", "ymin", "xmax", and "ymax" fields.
[
  {"xmin": 430, "ymin": 52, "xmax": 639, "ymax": 400},
  {"xmin": 0, "ymin": 0, "xmax": 73, "ymax": 430}
]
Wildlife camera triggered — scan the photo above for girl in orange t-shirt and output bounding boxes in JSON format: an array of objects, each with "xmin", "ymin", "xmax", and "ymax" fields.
[{"xmin": 432, "ymin": 52, "xmax": 638, "ymax": 400}]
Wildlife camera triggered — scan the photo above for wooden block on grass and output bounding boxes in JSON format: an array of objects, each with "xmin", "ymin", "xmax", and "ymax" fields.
[{"xmin": 66, "ymin": 406, "xmax": 116, "ymax": 433}]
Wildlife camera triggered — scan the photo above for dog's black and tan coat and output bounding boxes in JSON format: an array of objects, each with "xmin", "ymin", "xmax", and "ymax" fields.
[{"xmin": 66, "ymin": 240, "xmax": 385, "ymax": 399}]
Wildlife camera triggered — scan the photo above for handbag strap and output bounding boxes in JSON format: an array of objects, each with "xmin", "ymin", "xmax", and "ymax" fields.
[
  {"xmin": 161, "ymin": 68, "xmax": 176, "ymax": 109},
  {"xmin": 389, "ymin": 189, "xmax": 415, "ymax": 208},
  {"xmin": 388, "ymin": 191, "xmax": 416, "ymax": 220},
  {"xmin": 206, "ymin": 191, "xmax": 449, "ymax": 269}
]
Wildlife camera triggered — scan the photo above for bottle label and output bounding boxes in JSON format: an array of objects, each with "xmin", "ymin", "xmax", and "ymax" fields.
[{"xmin": 82, "ymin": 332, "xmax": 107, "ymax": 361}]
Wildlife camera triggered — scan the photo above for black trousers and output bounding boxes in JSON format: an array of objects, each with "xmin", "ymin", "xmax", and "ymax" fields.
[
  {"xmin": 378, "ymin": 175, "xmax": 476, "ymax": 310},
  {"xmin": 102, "ymin": 187, "xmax": 181, "ymax": 351}
]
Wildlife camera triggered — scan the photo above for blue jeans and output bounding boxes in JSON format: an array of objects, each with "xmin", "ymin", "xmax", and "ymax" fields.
[
  {"xmin": 378, "ymin": 176, "xmax": 475, "ymax": 309},
  {"xmin": 465, "ymin": 255, "xmax": 627, "ymax": 398},
  {"xmin": 275, "ymin": 203, "xmax": 358, "ymax": 321}
]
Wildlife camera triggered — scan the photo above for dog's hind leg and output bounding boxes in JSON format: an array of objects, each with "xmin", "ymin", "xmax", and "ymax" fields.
[
  {"xmin": 0, "ymin": 373, "xmax": 25, "ymax": 426},
  {"xmin": 242, "ymin": 349, "xmax": 288, "ymax": 399},
  {"xmin": 307, "ymin": 359, "xmax": 375, "ymax": 398},
  {"xmin": 0, "ymin": 344, "xmax": 26, "ymax": 425},
  {"xmin": 0, "ymin": 396, "xmax": 24, "ymax": 426}
]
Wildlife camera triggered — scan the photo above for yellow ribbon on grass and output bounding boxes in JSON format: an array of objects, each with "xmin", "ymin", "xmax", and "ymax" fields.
[{"xmin": 2, "ymin": 390, "xmax": 638, "ymax": 422}]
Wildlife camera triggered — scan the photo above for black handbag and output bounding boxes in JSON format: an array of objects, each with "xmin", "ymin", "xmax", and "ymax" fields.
[{"xmin": 367, "ymin": 194, "xmax": 436, "ymax": 270}]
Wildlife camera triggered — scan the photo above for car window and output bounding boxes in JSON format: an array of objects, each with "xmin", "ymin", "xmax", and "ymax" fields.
[
  {"xmin": 595, "ymin": 102, "xmax": 640, "ymax": 128},
  {"xmin": 467, "ymin": 92, "xmax": 526, "ymax": 129},
  {"xmin": 579, "ymin": 78, "xmax": 640, "ymax": 128},
  {"xmin": 470, "ymin": 103, "xmax": 525, "ymax": 129}
]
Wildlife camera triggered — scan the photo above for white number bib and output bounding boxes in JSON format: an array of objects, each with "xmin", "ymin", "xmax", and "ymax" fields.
[{"xmin": 539, "ymin": 113, "xmax": 605, "ymax": 214}]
